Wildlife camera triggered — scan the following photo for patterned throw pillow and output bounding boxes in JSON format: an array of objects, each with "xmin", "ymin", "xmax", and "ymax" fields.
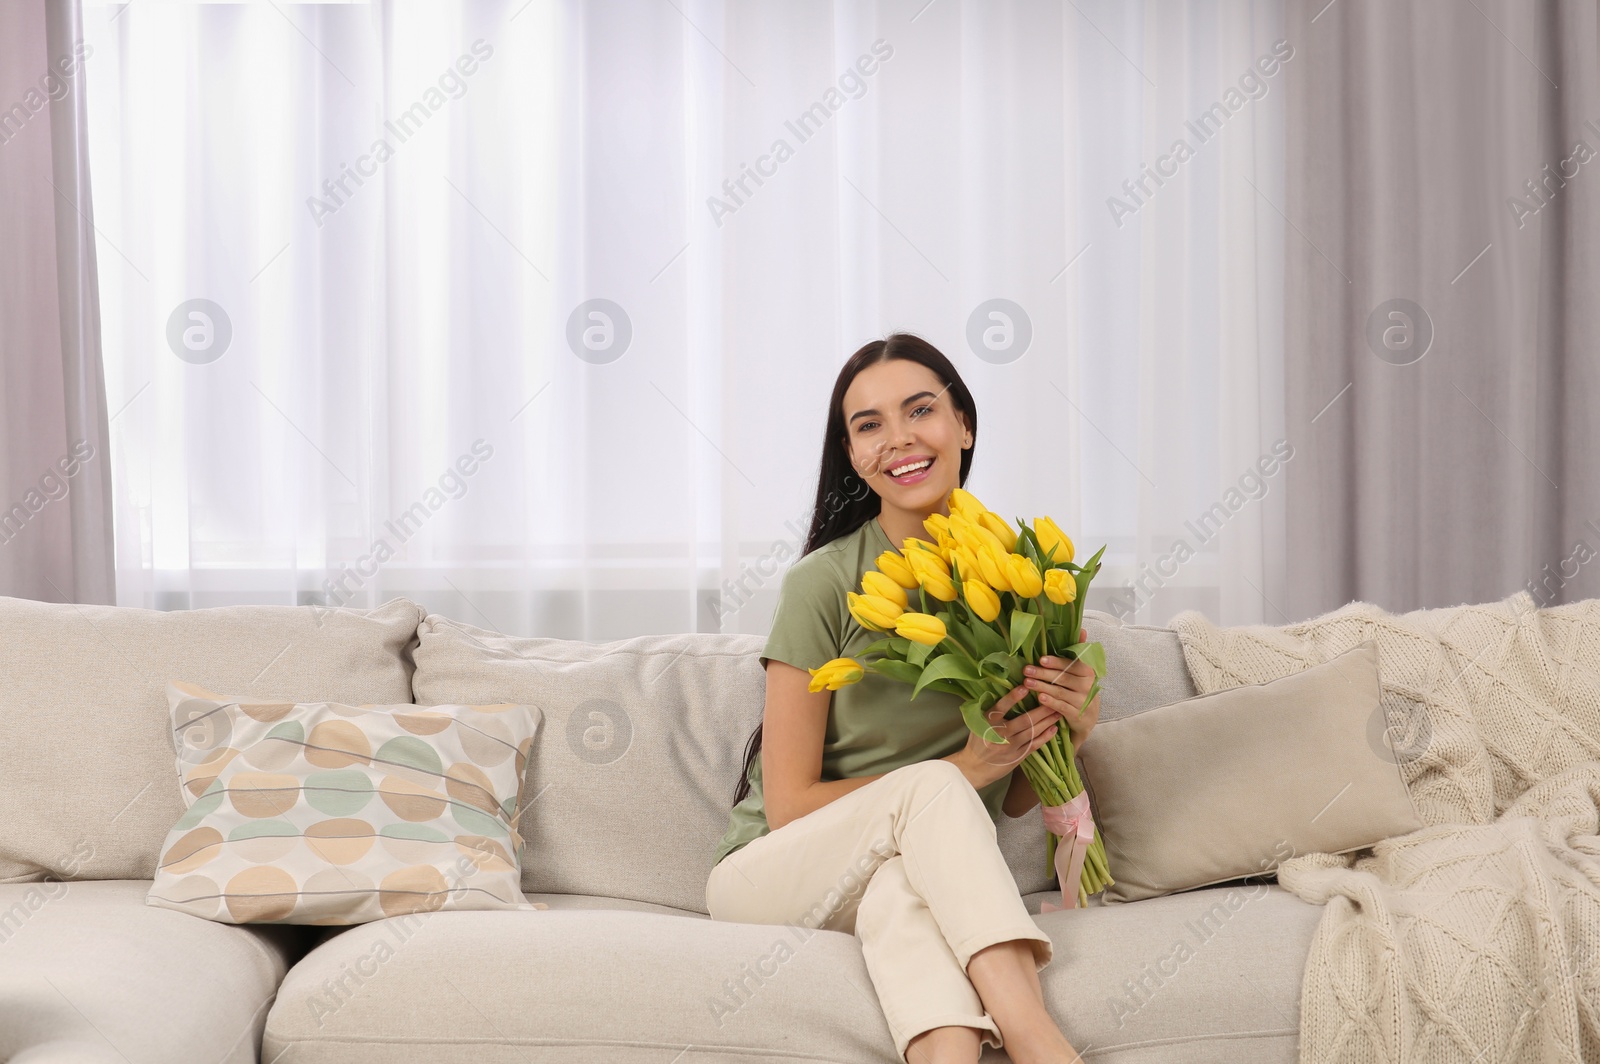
[{"xmin": 147, "ymin": 682, "xmax": 545, "ymax": 924}]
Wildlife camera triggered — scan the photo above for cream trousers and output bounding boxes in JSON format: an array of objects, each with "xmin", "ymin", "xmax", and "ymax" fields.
[{"xmin": 705, "ymin": 759, "xmax": 1053, "ymax": 1061}]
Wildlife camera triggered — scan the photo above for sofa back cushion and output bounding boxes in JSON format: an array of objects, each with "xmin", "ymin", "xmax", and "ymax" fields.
[
  {"xmin": 0, "ymin": 596, "xmax": 424, "ymax": 883},
  {"xmin": 412, "ymin": 608, "xmax": 1202, "ymax": 912},
  {"xmin": 410, "ymin": 616, "xmax": 767, "ymax": 914}
]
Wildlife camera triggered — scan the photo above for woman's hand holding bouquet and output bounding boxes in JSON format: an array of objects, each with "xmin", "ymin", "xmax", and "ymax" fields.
[{"xmin": 808, "ymin": 488, "xmax": 1113, "ymax": 909}]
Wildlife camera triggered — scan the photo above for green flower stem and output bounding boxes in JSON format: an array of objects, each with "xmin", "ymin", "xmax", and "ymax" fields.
[
  {"xmin": 1026, "ymin": 755, "xmax": 1068, "ymax": 799},
  {"xmin": 1022, "ymin": 727, "xmax": 1115, "ymax": 898},
  {"xmin": 1049, "ymin": 737, "xmax": 1072, "ymax": 785},
  {"xmin": 939, "ymin": 632, "xmax": 981, "ymax": 663}
]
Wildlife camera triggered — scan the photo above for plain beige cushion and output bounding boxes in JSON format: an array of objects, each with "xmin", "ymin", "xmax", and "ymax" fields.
[
  {"xmin": 0, "ymin": 879, "xmax": 309, "ymax": 1064},
  {"xmin": 263, "ymin": 883, "xmax": 1317, "ymax": 1064},
  {"xmin": 0, "ymin": 596, "xmax": 425, "ymax": 883},
  {"xmin": 1079, "ymin": 640, "xmax": 1424, "ymax": 902}
]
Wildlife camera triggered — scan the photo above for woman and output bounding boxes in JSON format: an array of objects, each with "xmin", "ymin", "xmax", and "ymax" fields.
[{"xmin": 705, "ymin": 333, "xmax": 1101, "ymax": 1064}]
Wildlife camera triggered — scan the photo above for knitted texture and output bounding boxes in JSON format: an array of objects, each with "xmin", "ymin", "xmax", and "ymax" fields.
[{"xmin": 1170, "ymin": 592, "xmax": 1600, "ymax": 1063}]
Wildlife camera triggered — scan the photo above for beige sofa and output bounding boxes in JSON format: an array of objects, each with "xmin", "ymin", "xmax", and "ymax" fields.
[{"xmin": 0, "ymin": 595, "xmax": 1322, "ymax": 1063}]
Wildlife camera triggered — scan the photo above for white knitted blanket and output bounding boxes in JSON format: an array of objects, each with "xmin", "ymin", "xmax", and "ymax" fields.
[{"xmin": 1169, "ymin": 592, "xmax": 1600, "ymax": 1063}]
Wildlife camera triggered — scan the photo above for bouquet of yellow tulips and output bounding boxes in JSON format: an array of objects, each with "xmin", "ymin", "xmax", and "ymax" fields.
[{"xmin": 810, "ymin": 488, "xmax": 1113, "ymax": 909}]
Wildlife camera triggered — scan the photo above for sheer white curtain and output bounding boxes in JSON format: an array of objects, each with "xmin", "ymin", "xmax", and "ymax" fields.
[{"xmin": 83, "ymin": 0, "xmax": 1286, "ymax": 636}]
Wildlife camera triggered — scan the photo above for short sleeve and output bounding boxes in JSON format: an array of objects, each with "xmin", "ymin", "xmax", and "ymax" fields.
[{"xmin": 760, "ymin": 554, "xmax": 846, "ymax": 673}]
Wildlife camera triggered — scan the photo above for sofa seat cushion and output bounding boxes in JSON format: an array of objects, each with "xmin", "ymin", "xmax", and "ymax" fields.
[
  {"xmin": 1012, "ymin": 884, "xmax": 1320, "ymax": 1064},
  {"xmin": 0, "ymin": 879, "xmax": 309, "ymax": 1064},
  {"xmin": 267, "ymin": 906, "xmax": 904, "ymax": 1062},
  {"xmin": 522, "ymin": 892, "xmax": 710, "ymax": 918},
  {"xmin": 267, "ymin": 883, "xmax": 1317, "ymax": 1064},
  {"xmin": 301, "ymin": 892, "xmax": 708, "ymax": 950}
]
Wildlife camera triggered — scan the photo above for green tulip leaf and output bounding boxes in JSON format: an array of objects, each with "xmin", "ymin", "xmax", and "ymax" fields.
[
  {"xmin": 1016, "ymin": 523, "xmax": 1046, "ymax": 569},
  {"xmin": 1072, "ymin": 569, "xmax": 1094, "ymax": 607},
  {"xmin": 871, "ymin": 659, "xmax": 924, "ymax": 686},
  {"xmin": 1047, "ymin": 624, "xmax": 1077, "ymax": 653},
  {"xmin": 956, "ymin": 614, "xmax": 1007, "ymax": 658},
  {"xmin": 860, "ymin": 636, "xmax": 911, "ymax": 659},
  {"xmin": 1065, "ymin": 641, "xmax": 1107, "ymax": 677},
  {"xmin": 1007, "ymin": 610, "xmax": 1042, "ymax": 657},
  {"xmin": 979, "ymin": 651, "xmax": 1025, "ymax": 687},
  {"xmin": 1082, "ymin": 677, "xmax": 1103, "ymax": 710},
  {"xmin": 959, "ymin": 697, "xmax": 1004, "ymax": 742},
  {"xmin": 912, "ymin": 654, "xmax": 981, "ymax": 699},
  {"xmin": 906, "ymin": 638, "xmax": 935, "ymax": 668},
  {"xmin": 977, "ymin": 651, "xmax": 1012, "ymax": 679}
]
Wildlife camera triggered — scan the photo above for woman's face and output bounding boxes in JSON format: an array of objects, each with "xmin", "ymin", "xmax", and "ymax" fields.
[{"xmin": 842, "ymin": 358, "xmax": 971, "ymax": 516}]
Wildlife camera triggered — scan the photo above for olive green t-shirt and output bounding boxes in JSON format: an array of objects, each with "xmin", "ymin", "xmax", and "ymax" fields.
[{"xmin": 712, "ymin": 517, "xmax": 1012, "ymax": 866}]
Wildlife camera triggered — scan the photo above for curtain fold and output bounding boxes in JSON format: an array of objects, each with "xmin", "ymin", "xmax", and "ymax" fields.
[
  {"xmin": 83, "ymin": 0, "xmax": 1287, "ymax": 633},
  {"xmin": 1282, "ymin": 0, "xmax": 1600, "ymax": 618},
  {"xmin": 0, "ymin": 0, "xmax": 114, "ymax": 605}
]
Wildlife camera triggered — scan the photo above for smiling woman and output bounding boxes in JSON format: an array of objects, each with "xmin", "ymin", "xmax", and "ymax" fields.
[
  {"xmin": 791, "ymin": 335, "xmax": 977, "ymax": 561},
  {"xmin": 707, "ymin": 333, "xmax": 1097, "ymax": 1062},
  {"xmin": 843, "ymin": 368, "xmax": 973, "ymax": 548}
]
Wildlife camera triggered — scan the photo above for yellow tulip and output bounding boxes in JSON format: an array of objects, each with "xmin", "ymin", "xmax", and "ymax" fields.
[
  {"xmin": 807, "ymin": 658, "xmax": 864, "ymax": 692},
  {"xmin": 947, "ymin": 514, "xmax": 984, "ymax": 553},
  {"xmin": 905, "ymin": 545, "xmax": 951, "ymax": 581},
  {"xmin": 977, "ymin": 511, "xmax": 1019, "ymax": 552},
  {"xmin": 1006, "ymin": 554, "xmax": 1043, "ymax": 598},
  {"xmin": 964, "ymin": 580, "xmax": 1001, "ymax": 623},
  {"xmin": 906, "ymin": 548, "xmax": 958, "ymax": 600},
  {"xmin": 902, "ymin": 536, "xmax": 943, "ymax": 559},
  {"xmin": 949, "ymin": 487, "xmax": 986, "ymax": 519},
  {"xmin": 848, "ymin": 591, "xmax": 904, "ymax": 632},
  {"xmin": 949, "ymin": 544, "xmax": 982, "ymax": 584},
  {"xmin": 975, "ymin": 543, "xmax": 1014, "ymax": 592},
  {"xmin": 875, "ymin": 551, "xmax": 918, "ymax": 590},
  {"xmin": 1035, "ymin": 516, "xmax": 1075, "ymax": 565},
  {"xmin": 861, "ymin": 570, "xmax": 908, "ymax": 609},
  {"xmin": 918, "ymin": 567, "xmax": 958, "ymax": 602},
  {"xmin": 954, "ymin": 513, "xmax": 1008, "ymax": 558},
  {"xmin": 923, "ymin": 512, "xmax": 951, "ymax": 543},
  {"xmin": 895, "ymin": 612, "xmax": 948, "ymax": 647},
  {"xmin": 1044, "ymin": 568, "xmax": 1077, "ymax": 605}
]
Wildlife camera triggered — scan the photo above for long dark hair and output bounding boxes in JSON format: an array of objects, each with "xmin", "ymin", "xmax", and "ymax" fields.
[{"xmin": 732, "ymin": 333, "xmax": 978, "ymax": 806}]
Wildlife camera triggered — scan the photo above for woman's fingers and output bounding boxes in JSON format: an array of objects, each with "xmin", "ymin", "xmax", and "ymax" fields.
[
  {"xmin": 1029, "ymin": 656, "xmax": 1094, "ymax": 689},
  {"xmin": 1003, "ymin": 705, "xmax": 1065, "ymax": 747},
  {"xmin": 995, "ymin": 684, "xmax": 1030, "ymax": 712}
]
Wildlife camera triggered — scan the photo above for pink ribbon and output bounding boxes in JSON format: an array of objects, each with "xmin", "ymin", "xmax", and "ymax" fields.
[{"xmin": 1038, "ymin": 790, "xmax": 1095, "ymax": 913}]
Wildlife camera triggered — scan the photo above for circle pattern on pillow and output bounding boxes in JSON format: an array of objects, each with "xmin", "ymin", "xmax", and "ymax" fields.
[{"xmin": 147, "ymin": 682, "xmax": 540, "ymax": 926}]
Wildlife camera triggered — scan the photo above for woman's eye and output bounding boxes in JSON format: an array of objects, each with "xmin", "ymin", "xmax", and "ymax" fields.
[
  {"xmin": 856, "ymin": 420, "xmax": 878, "ymax": 433},
  {"xmin": 911, "ymin": 405, "xmax": 933, "ymax": 418}
]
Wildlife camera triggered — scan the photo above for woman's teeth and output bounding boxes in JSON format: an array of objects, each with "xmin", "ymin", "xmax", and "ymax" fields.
[{"xmin": 888, "ymin": 459, "xmax": 932, "ymax": 478}]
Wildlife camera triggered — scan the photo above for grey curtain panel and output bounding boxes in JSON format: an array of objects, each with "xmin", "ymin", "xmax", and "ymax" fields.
[
  {"xmin": 0, "ymin": 0, "xmax": 114, "ymax": 604},
  {"xmin": 1281, "ymin": 0, "xmax": 1600, "ymax": 619}
]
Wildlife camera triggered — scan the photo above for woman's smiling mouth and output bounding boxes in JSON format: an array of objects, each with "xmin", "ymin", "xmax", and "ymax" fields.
[{"xmin": 885, "ymin": 455, "xmax": 935, "ymax": 484}]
